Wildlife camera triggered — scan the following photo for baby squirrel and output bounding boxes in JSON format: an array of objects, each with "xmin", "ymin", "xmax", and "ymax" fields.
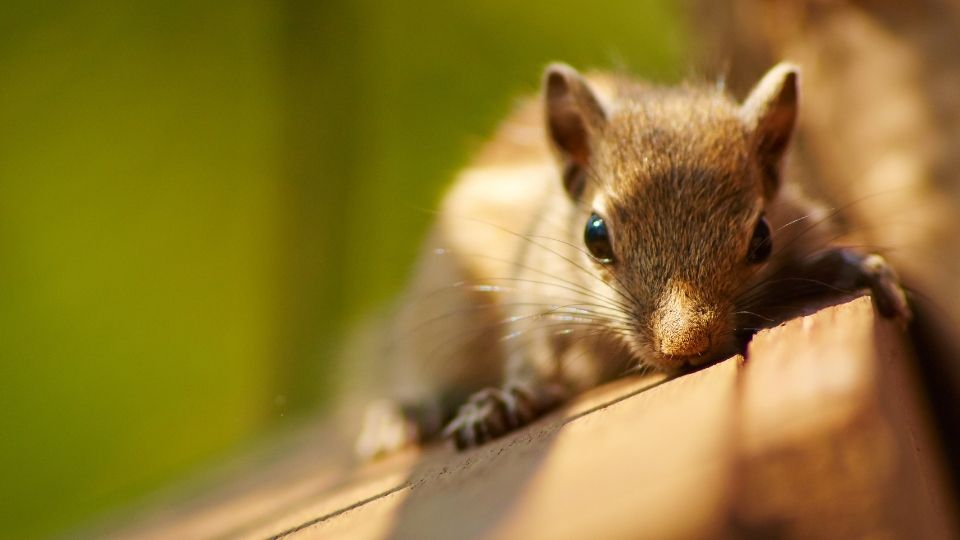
[{"xmin": 355, "ymin": 62, "xmax": 911, "ymax": 458}]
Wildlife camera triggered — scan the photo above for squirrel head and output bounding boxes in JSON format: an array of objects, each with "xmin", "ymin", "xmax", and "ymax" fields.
[{"xmin": 543, "ymin": 62, "xmax": 798, "ymax": 370}]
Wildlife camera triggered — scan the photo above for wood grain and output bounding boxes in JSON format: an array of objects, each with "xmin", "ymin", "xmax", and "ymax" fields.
[{"xmin": 104, "ymin": 297, "xmax": 958, "ymax": 539}]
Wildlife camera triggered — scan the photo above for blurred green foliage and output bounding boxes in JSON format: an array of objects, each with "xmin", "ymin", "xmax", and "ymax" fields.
[{"xmin": 0, "ymin": 0, "xmax": 684, "ymax": 537}]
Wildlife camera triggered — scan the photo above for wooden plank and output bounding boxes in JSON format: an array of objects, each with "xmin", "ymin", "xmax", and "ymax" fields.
[{"xmin": 105, "ymin": 297, "xmax": 958, "ymax": 539}]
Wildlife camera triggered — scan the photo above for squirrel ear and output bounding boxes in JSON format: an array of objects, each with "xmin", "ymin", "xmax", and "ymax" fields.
[
  {"xmin": 741, "ymin": 62, "xmax": 799, "ymax": 198},
  {"xmin": 544, "ymin": 63, "xmax": 606, "ymax": 198}
]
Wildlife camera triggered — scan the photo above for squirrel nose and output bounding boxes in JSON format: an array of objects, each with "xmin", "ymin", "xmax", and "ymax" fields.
[
  {"xmin": 653, "ymin": 282, "xmax": 716, "ymax": 358},
  {"xmin": 656, "ymin": 323, "xmax": 711, "ymax": 357}
]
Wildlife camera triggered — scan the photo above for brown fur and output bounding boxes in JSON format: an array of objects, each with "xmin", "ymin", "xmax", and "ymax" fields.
[{"xmin": 355, "ymin": 63, "xmax": 907, "ymax": 458}]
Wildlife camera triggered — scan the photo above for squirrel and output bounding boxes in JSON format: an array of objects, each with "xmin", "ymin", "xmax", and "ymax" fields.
[{"xmin": 354, "ymin": 62, "xmax": 911, "ymax": 458}]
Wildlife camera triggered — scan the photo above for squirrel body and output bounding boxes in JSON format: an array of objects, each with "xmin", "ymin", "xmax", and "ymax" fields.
[{"xmin": 356, "ymin": 63, "xmax": 910, "ymax": 457}]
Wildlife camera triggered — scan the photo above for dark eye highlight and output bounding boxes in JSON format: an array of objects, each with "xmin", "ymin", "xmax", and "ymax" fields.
[
  {"xmin": 584, "ymin": 212, "xmax": 615, "ymax": 263},
  {"xmin": 747, "ymin": 215, "xmax": 772, "ymax": 264}
]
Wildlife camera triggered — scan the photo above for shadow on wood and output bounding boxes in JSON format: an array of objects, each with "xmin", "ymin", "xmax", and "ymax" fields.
[{"xmin": 102, "ymin": 297, "xmax": 958, "ymax": 539}]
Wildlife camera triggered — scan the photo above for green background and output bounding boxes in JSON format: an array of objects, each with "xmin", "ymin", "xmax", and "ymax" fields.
[{"xmin": 0, "ymin": 1, "xmax": 684, "ymax": 537}]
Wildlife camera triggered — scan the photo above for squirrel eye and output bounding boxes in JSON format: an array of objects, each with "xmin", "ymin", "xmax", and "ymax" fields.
[
  {"xmin": 584, "ymin": 212, "xmax": 615, "ymax": 263},
  {"xmin": 747, "ymin": 215, "xmax": 772, "ymax": 264}
]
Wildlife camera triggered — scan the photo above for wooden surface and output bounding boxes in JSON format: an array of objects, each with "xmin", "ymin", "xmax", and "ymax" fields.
[{"xmin": 104, "ymin": 297, "xmax": 958, "ymax": 539}]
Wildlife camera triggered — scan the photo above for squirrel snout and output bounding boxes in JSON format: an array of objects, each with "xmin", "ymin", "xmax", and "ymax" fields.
[
  {"xmin": 651, "ymin": 284, "xmax": 722, "ymax": 360},
  {"xmin": 656, "ymin": 325, "xmax": 711, "ymax": 357}
]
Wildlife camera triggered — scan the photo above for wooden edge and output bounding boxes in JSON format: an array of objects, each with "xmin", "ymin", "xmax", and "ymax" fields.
[{"xmin": 101, "ymin": 297, "xmax": 958, "ymax": 539}]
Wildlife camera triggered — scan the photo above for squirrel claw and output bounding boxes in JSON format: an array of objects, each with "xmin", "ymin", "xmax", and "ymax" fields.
[
  {"xmin": 443, "ymin": 385, "xmax": 537, "ymax": 450},
  {"xmin": 861, "ymin": 254, "xmax": 912, "ymax": 324}
]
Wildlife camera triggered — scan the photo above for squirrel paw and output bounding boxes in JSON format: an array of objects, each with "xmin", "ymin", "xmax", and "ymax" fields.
[
  {"xmin": 355, "ymin": 399, "xmax": 419, "ymax": 460},
  {"xmin": 861, "ymin": 254, "xmax": 912, "ymax": 324},
  {"xmin": 442, "ymin": 385, "xmax": 538, "ymax": 450}
]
